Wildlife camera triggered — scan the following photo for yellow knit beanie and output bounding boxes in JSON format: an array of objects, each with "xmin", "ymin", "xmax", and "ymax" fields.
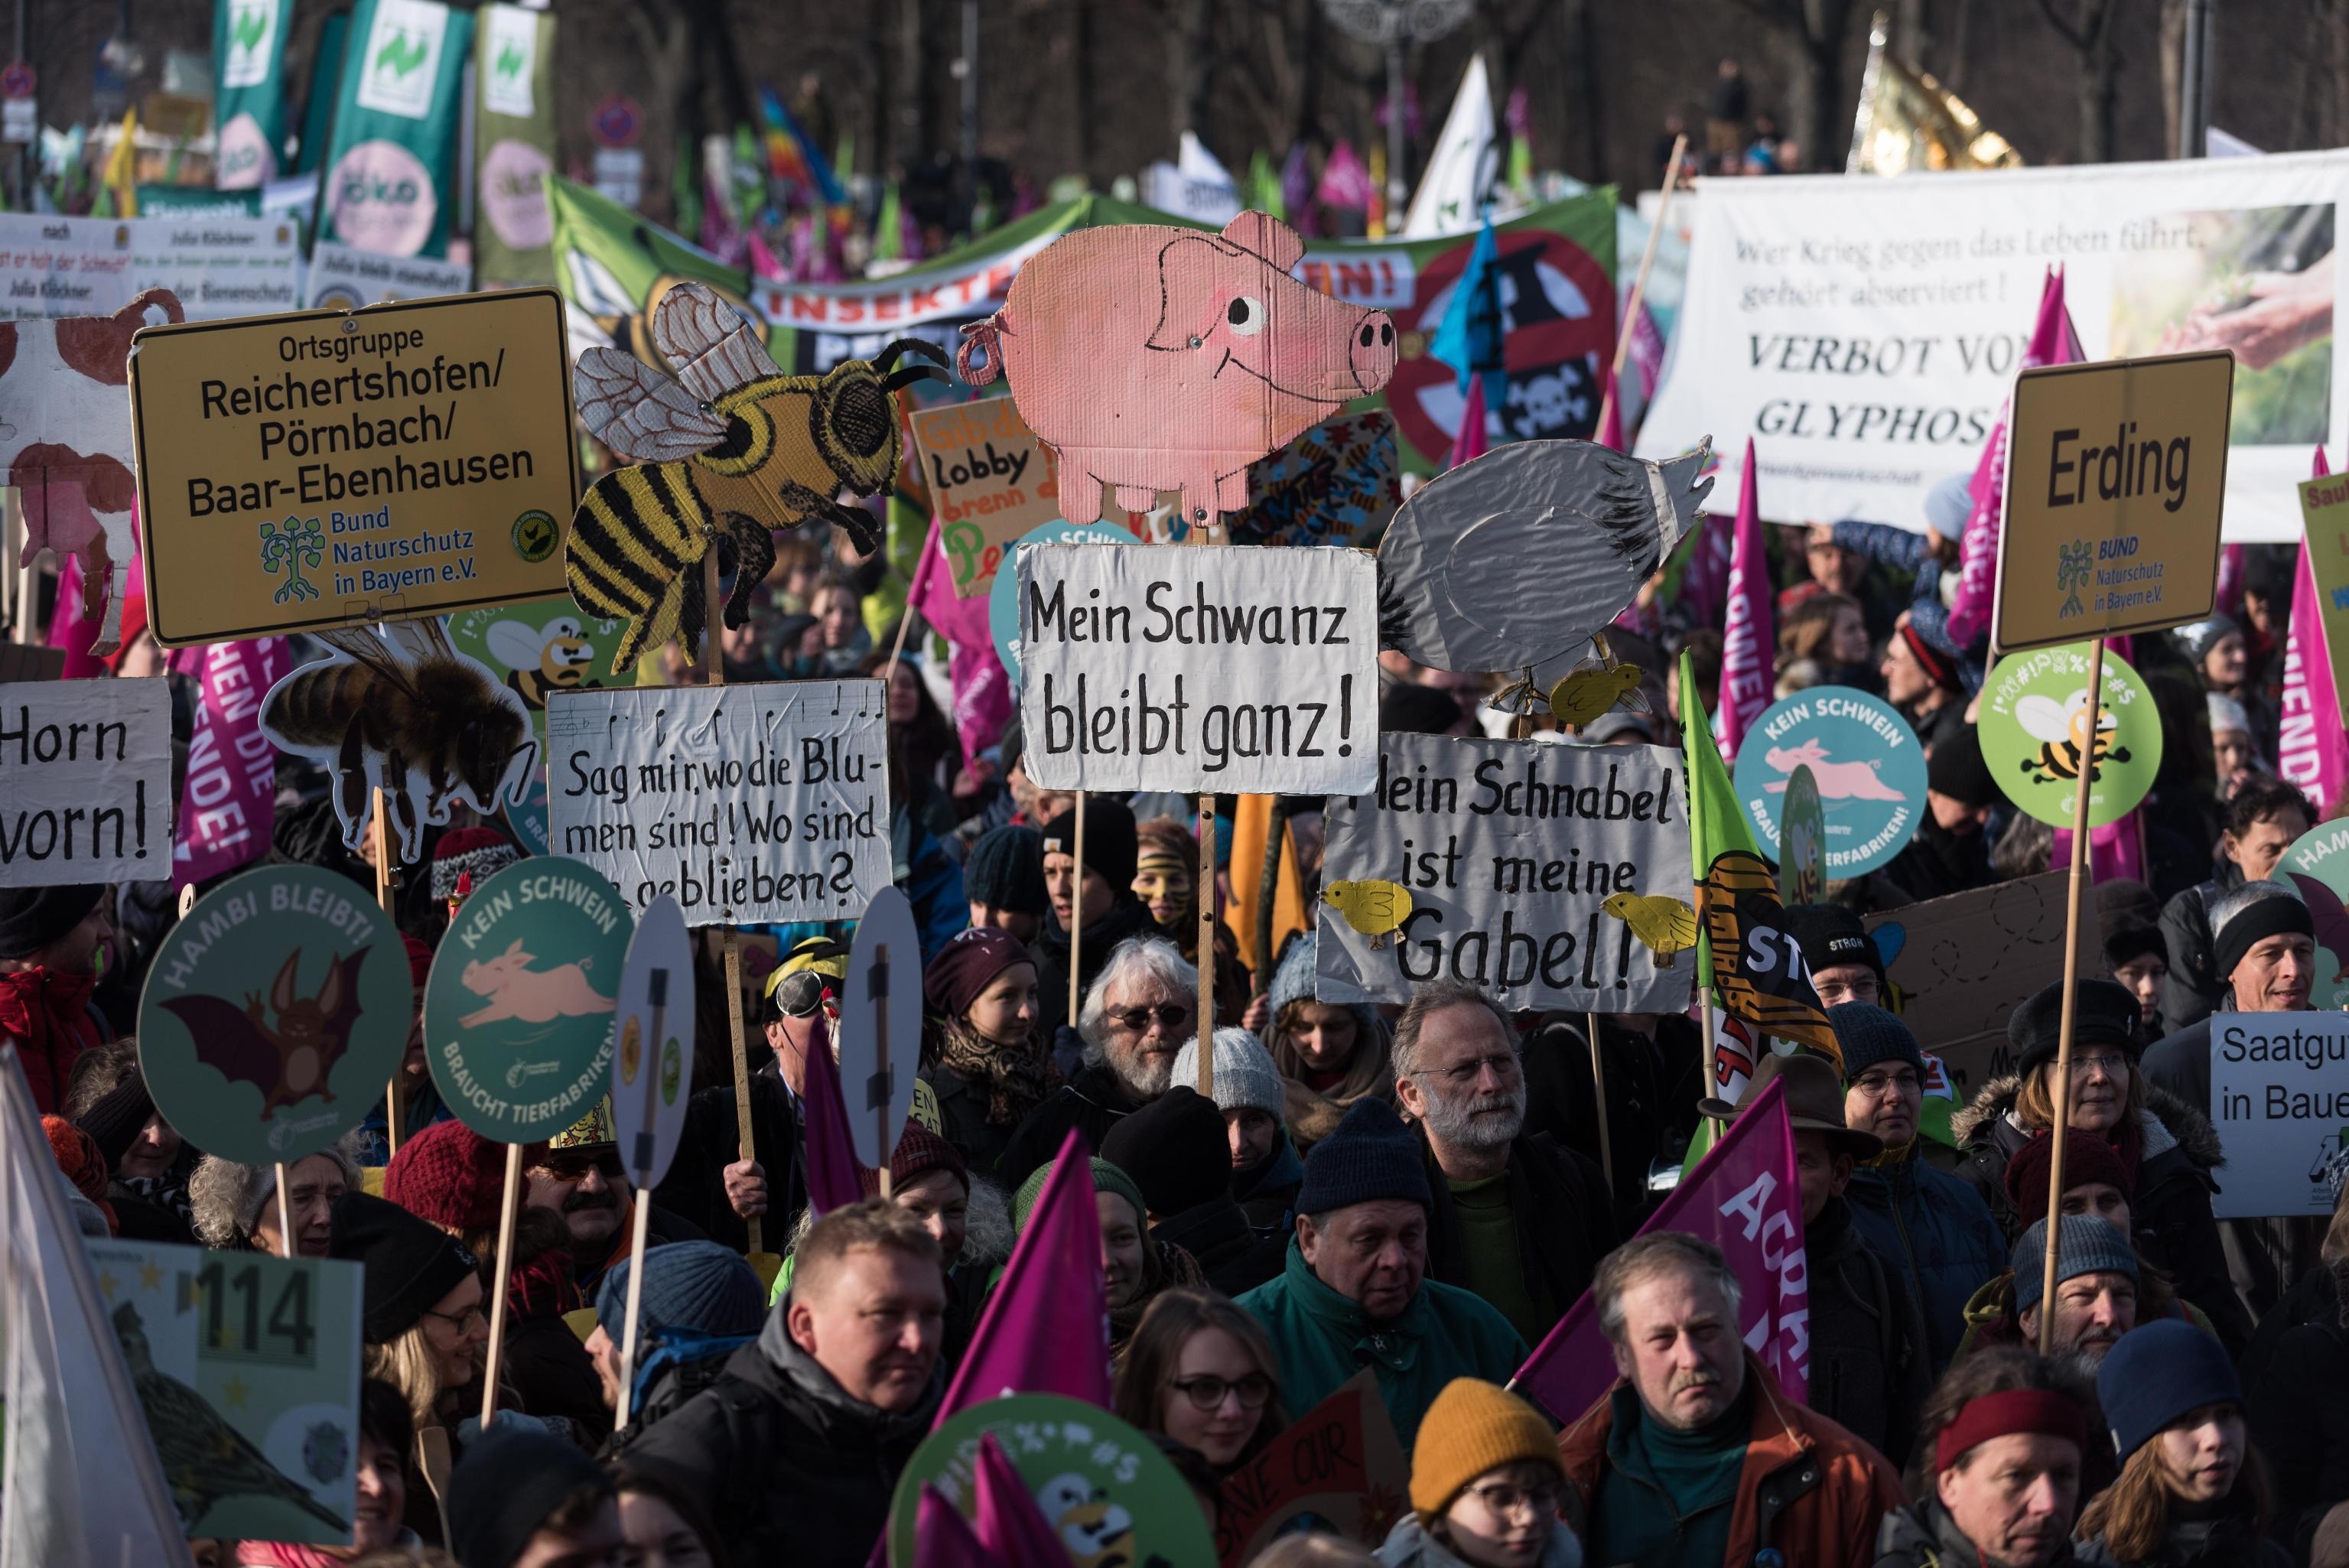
[{"xmin": 1409, "ymin": 1378, "xmax": 1562, "ymax": 1521}]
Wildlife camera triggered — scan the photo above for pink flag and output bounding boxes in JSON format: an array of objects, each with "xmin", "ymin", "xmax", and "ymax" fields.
[
  {"xmin": 907, "ymin": 519, "xmax": 1013, "ymax": 771},
  {"xmin": 915, "ymin": 1485, "xmax": 1003, "ymax": 1568},
  {"xmin": 1715, "ymin": 441, "xmax": 1772, "ymax": 760},
  {"xmin": 1514, "ymin": 1075, "xmax": 1807, "ymax": 1423},
  {"xmin": 1596, "ymin": 363, "xmax": 1625, "ymax": 454},
  {"xmin": 974, "ymin": 1434, "xmax": 1066, "ymax": 1564},
  {"xmin": 172, "ymin": 637, "xmax": 288, "ymax": 888},
  {"xmin": 2217, "ymin": 544, "xmax": 2247, "ymax": 620},
  {"xmin": 2279, "ymin": 446, "xmax": 2349, "ymax": 814},
  {"xmin": 1948, "ymin": 269, "xmax": 2084, "ymax": 648},
  {"xmin": 1446, "ymin": 376, "xmax": 1490, "ymax": 470},
  {"xmin": 1316, "ymin": 142, "xmax": 1374, "ymax": 213},
  {"xmin": 935, "ymin": 1130, "xmax": 1111, "ymax": 1424},
  {"xmin": 799, "ymin": 1011, "xmax": 866, "ymax": 1217}
]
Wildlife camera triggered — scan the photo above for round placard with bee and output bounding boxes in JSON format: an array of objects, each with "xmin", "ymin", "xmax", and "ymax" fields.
[{"xmin": 1977, "ymin": 642, "xmax": 2162, "ymax": 828}]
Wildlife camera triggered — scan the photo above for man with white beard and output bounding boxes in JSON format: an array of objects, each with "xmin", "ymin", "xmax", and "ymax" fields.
[
  {"xmin": 1391, "ymin": 979, "xmax": 1619, "ymax": 1345},
  {"xmin": 997, "ymin": 935, "xmax": 1196, "ymax": 1185}
]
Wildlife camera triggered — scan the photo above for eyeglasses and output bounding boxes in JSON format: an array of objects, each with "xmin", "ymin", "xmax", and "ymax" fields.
[
  {"xmin": 1109, "ymin": 1004, "xmax": 1191, "ymax": 1033},
  {"xmin": 1459, "ymin": 1480, "xmax": 1562, "ymax": 1519},
  {"xmin": 421, "ymin": 1303, "xmax": 486, "ymax": 1333},
  {"xmin": 1813, "ymin": 975, "xmax": 1880, "ymax": 1004},
  {"xmin": 2068, "ymin": 1052, "xmax": 2130, "ymax": 1078},
  {"xmin": 1850, "ymin": 1068, "xmax": 1920, "ymax": 1098},
  {"xmin": 1170, "ymin": 1373, "xmax": 1273, "ymax": 1411},
  {"xmin": 1412, "ymin": 1049, "xmax": 1524, "ymax": 1087}
]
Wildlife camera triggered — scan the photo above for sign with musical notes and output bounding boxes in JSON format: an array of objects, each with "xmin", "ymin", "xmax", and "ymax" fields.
[{"xmin": 543, "ymin": 679, "xmax": 891, "ymax": 925}]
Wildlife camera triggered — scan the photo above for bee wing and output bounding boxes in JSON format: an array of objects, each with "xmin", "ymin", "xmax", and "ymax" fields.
[
  {"xmin": 577, "ymin": 347, "xmax": 731, "ymax": 461},
  {"xmin": 313, "ymin": 627, "xmax": 423, "ymax": 701},
  {"xmin": 485, "ymin": 620, "xmax": 549, "ymax": 669},
  {"xmin": 380, "ymin": 616, "xmax": 464, "ymax": 667},
  {"xmin": 651, "ymin": 283, "xmax": 782, "ymax": 405},
  {"xmin": 2014, "ymin": 695, "xmax": 2071, "ymax": 743}
]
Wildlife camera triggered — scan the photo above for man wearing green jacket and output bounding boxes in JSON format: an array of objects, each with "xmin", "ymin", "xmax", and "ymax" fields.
[{"xmin": 1237, "ymin": 1097, "xmax": 1527, "ymax": 1449}]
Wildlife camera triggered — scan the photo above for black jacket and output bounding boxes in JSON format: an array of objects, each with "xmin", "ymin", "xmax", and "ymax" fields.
[
  {"xmin": 1874, "ymin": 1499, "xmax": 2117, "ymax": 1566},
  {"xmin": 1418, "ymin": 1126, "xmax": 1618, "ymax": 1346},
  {"xmin": 1232, "ymin": 1136, "xmax": 1304, "ymax": 1237},
  {"xmin": 2247, "ymin": 1258, "xmax": 2349, "ymax": 1562},
  {"xmin": 2158, "ymin": 864, "xmax": 2243, "ymax": 1034},
  {"xmin": 1151, "ymin": 1197, "xmax": 1287, "ymax": 1296},
  {"xmin": 995, "ymin": 1058, "xmax": 1147, "ymax": 1189},
  {"xmin": 1028, "ymin": 896, "xmax": 1162, "ymax": 1041},
  {"xmin": 922, "ymin": 1059, "xmax": 1016, "ymax": 1178},
  {"xmin": 655, "ymin": 1063, "xmax": 805, "ymax": 1255},
  {"xmin": 1952, "ymin": 1072, "xmax": 2252, "ymax": 1355},
  {"xmin": 1806, "ymin": 1198, "xmax": 1929, "ymax": 1472},
  {"xmin": 1884, "ymin": 814, "xmax": 1995, "ymax": 904},
  {"xmin": 616, "ymin": 1309, "xmax": 942, "ymax": 1567},
  {"xmin": 1522, "ymin": 1011, "xmax": 1703, "ymax": 1233}
]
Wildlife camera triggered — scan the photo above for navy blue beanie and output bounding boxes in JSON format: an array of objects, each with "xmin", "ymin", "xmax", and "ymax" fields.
[
  {"xmin": 595, "ymin": 1240, "xmax": 766, "ymax": 1342},
  {"xmin": 2097, "ymin": 1319, "xmax": 2243, "ymax": 1461},
  {"xmin": 1829, "ymin": 1004, "xmax": 1924, "ymax": 1082},
  {"xmin": 1297, "ymin": 1098, "xmax": 1431, "ymax": 1217},
  {"xmin": 965, "ymin": 823, "xmax": 1048, "ymax": 916}
]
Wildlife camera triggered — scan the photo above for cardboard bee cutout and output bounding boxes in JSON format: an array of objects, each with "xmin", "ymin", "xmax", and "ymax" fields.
[
  {"xmin": 260, "ymin": 619, "xmax": 536, "ymax": 864},
  {"xmin": 568, "ymin": 281, "xmax": 946, "ymax": 672}
]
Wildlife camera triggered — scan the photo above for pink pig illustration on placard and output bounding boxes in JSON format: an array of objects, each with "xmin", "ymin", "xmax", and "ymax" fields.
[
  {"xmin": 1762, "ymin": 739, "xmax": 1909, "ymax": 802},
  {"xmin": 458, "ymin": 940, "xmax": 615, "ymax": 1029},
  {"xmin": 956, "ymin": 212, "xmax": 1397, "ymax": 527}
]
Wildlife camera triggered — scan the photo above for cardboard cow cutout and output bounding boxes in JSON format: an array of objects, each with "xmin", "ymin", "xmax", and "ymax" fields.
[
  {"xmin": 957, "ymin": 212, "xmax": 1398, "ymax": 526},
  {"xmin": 5, "ymin": 288, "xmax": 185, "ymax": 656}
]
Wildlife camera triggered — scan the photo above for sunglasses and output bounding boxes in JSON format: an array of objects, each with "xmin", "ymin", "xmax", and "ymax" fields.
[
  {"xmin": 540, "ymin": 1149, "xmax": 623, "ymax": 1182},
  {"xmin": 1109, "ymin": 1004, "xmax": 1190, "ymax": 1032}
]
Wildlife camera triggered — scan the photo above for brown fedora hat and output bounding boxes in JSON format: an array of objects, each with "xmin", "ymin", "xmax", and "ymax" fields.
[{"xmin": 1698, "ymin": 1049, "xmax": 1882, "ymax": 1161}]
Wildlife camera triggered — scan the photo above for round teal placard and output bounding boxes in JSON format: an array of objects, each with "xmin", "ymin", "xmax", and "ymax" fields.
[
  {"xmin": 423, "ymin": 857, "xmax": 633, "ymax": 1141},
  {"xmin": 138, "ymin": 864, "xmax": 414, "ymax": 1165}
]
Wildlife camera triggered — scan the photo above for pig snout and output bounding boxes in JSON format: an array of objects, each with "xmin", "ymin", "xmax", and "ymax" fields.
[{"xmin": 1350, "ymin": 311, "xmax": 1398, "ymax": 394}]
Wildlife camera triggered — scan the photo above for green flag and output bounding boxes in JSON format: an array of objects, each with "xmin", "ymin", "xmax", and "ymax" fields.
[
  {"xmin": 318, "ymin": 0, "xmax": 473, "ymax": 258},
  {"xmin": 1246, "ymin": 150, "xmax": 1284, "ymax": 220},
  {"xmin": 213, "ymin": 0, "xmax": 293, "ymax": 189},
  {"xmin": 545, "ymin": 173, "xmax": 757, "ymax": 369},
  {"xmin": 472, "ymin": 3, "xmax": 557, "ymax": 284}
]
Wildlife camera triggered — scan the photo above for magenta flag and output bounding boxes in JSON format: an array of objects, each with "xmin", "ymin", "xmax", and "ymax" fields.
[
  {"xmin": 171, "ymin": 637, "xmax": 288, "ymax": 888},
  {"xmin": 2217, "ymin": 544, "xmax": 2247, "ymax": 620},
  {"xmin": 1316, "ymin": 142, "xmax": 1374, "ymax": 213},
  {"xmin": 973, "ymin": 1434, "xmax": 1068, "ymax": 1564},
  {"xmin": 907, "ymin": 519, "xmax": 1013, "ymax": 772},
  {"xmin": 800, "ymin": 1011, "xmax": 867, "ymax": 1217},
  {"xmin": 1947, "ymin": 269, "xmax": 2084, "ymax": 648},
  {"xmin": 915, "ymin": 1486, "xmax": 1003, "ymax": 1568},
  {"xmin": 1514, "ymin": 1075, "xmax": 1808, "ymax": 1423},
  {"xmin": 2280, "ymin": 446, "xmax": 2349, "ymax": 814},
  {"xmin": 1596, "ymin": 363, "xmax": 1625, "ymax": 454},
  {"xmin": 1446, "ymin": 375, "xmax": 1490, "ymax": 470},
  {"xmin": 935, "ymin": 1131, "xmax": 1111, "ymax": 1424},
  {"xmin": 1715, "ymin": 441, "xmax": 1772, "ymax": 761}
]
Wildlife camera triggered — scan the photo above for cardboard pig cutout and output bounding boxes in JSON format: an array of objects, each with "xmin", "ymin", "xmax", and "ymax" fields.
[
  {"xmin": 260, "ymin": 620, "xmax": 536, "ymax": 864},
  {"xmin": 5, "ymin": 288, "xmax": 185, "ymax": 656},
  {"xmin": 956, "ymin": 212, "xmax": 1399, "ymax": 525}
]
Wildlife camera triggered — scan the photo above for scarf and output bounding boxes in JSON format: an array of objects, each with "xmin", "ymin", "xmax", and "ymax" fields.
[
  {"xmin": 119, "ymin": 1169, "xmax": 196, "ymax": 1227},
  {"xmin": 2110, "ymin": 1113, "xmax": 2147, "ymax": 1197},
  {"xmin": 1110, "ymin": 1238, "xmax": 1205, "ymax": 1345},
  {"xmin": 935, "ymin": 1016, "xmax": 1061, "ymax": 1128},
  {"xmin": 0, "ymin": 966, "xmax": 101, "ymax": 1113}
]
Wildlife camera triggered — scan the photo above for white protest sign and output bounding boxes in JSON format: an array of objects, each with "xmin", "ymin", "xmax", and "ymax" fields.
[
  {"xmin": 2211, "ymin": 1011, "xmax": 2349, "ymax": 1218},
  {"xmin": 837, "ymin": 886, "xmax": 922, "ymax": 1169},
  {"xmin": 304, "ymin": 239, "xmax": 473, "ymax": 309},
  {"xmin": 545, "ymin": 679, "xmax": 891, "ymax": 926},
  {"xmin": 0, "ymin": 213, "xmax": 304, "ymax": 321},
  {"xmin": 1638, "ymin": 148, "xmax": 2349, "ymax": 541},
  {"xmin": 1316, "ymin": 730, "xmax": 1695, "ymax": 1012},
  {"xmin": 1016, "ymin": 542, "xmax": 1378, "ymax": 795},
  {"xmin": 0, "ymin": 677, "xmax": 171, "ymax": 885}
]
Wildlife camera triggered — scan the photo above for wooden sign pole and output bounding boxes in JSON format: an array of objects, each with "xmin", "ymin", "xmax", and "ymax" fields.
[
  {"xmin": 725, "ymin": 932, "xmax": 762, "ymax": 1262},
  {"xmin": 1197, "ymin": 797, "xmax": 1217, "ymax": 1099},
  {"xmin": 1066, "ymin": 802, "xmax": 1088, "ymax": 1026},
  {"xmin": 1584, "ymin": 1014, "xmax": 1615, "ymax": 1199},
  {"xmin": 272, "ymin": 1162, "xmax": 295, "ymax": 1258},
  {"xmin": 614, "ymin": 966, "xmax": 669, "ymax": 1428},
  {"xmin": 2037, "ymin": 636, "xmax": 2106, "ymax": 1353},
  {"xmin": 477, "ymin": 1140, "xmax": 523, "ymax": 1426},
  {"xmin": 1593, "ymin": 132, "xmax": 1687, "ymax": 440},
  {"xmin": 373, "ymin": 788, "xmax": 404, "ymax": 1160}
]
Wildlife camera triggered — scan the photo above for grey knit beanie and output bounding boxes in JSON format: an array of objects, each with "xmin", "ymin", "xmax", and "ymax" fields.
[
  {"xmin": 2012, "ymin": 1213, "xmax": 2139, "ymax": 1314},
  {"xmin": 1171, "ymin": 1027, "xmax": 1285, "ymax": 1121}
]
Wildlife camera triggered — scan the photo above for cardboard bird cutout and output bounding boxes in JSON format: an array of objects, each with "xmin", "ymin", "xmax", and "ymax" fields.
[{"xmin": 569, "ymin": 281, "xmax": 945, "ymax": 672}]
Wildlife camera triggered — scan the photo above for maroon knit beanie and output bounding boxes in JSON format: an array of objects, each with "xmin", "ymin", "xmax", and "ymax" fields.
[
  {"xmin": 858, "ymin": 1121, "xmax": 970, "ymax": 1200},
  {"xmin": 385, "ymin": 1118, "xmax": 509, "ymax": 1233},
  {"xmin": 922, "ymin": 926, "xmax": 1033, "ymax": 1020},
  {"xmin": 2003, "ymin": 1127, "xmax": 2133, "ymax": 1222}
]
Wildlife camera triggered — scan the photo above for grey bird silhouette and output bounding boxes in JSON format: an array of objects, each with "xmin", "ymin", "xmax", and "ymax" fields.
[{"xmin": 113, "ymin": 1300, "xmax": 349, "ymax": 1534}]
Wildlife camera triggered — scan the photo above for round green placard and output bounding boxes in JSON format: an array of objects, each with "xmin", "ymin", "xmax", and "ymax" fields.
[
  {"xmin": 887, "ymin": 1394, "xmax": 1215, "ymax": 1567},
  {"xmin": 424, "ymin": 857, "xmax": 633, "ymax": 1141},
  {"xmin": 138, "ymin": 864, "xmax": 414, "ymax": 1165},
  {"xmin": 444, "ymin": 597, "xmax": 640, "ymax": 737},
  {"xmin": 1978, "ymin": 643, "xmax": 2162, "ymax": 829}
]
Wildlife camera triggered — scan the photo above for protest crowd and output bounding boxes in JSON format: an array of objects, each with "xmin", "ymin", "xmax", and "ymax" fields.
[{"xmin": 8, "ymin": 8, "xmax": 2349, "ymax": 1568}]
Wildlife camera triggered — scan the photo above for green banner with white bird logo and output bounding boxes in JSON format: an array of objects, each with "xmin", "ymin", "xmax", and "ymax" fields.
[
  {"xmin": 471, "ymin": 3, "xmax": 557, "ymax": 285},
  {"xmin": 213, "ymin": 0, "xmax": 294, "ymax": 189},
  {"xmin": 317, "ymin": 0, "xmax": 473, "ymax": 259}
]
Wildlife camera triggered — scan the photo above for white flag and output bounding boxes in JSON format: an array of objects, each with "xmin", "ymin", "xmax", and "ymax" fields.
[
  {"xmin": 0, "ymin": 1046, "xmax": 190, "ymax": 1568},
  {"xmin": 1402, "ymin": 56, "xmax": 1507, "ymax": 238}
]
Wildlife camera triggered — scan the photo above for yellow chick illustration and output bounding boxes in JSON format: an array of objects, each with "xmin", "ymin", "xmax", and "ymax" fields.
[
  {"xmin": 1323, "ymin": 879, "xmax": 1414, "ymax": 950},
  {"xmin": 1602, "ymin": 891, "xmax": 1698, "ymax": 968},
  {"xmin": 1547, "ymin": 664, "xmax": 1646, "ymax": 727}
]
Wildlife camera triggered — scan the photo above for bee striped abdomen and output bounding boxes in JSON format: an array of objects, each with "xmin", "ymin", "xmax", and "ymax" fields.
[
  {"xmin": 266, "ymin": 661, "xmax": 372, "ymax": 743},
  {"xmin": 567, "ymin": 463, "xmax": 709, "ymax": 671}
]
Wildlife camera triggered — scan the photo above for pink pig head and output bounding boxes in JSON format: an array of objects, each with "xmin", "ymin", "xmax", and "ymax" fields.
[{"xmin": 959, "ymin": 212, "xmax": 1395, "ymax": 527}]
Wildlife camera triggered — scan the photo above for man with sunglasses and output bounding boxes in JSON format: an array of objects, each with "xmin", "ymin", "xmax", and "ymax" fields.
[
  {"xmin": 1391, "ymin": 979, "xmax": 1616, "ymax": 1348},
  {"xmin": 526, "ymin": 1100, "xmax": 705, "ymax": 1299},
  {"xmin": 998, "ymin": 934, "xmax": 1198, "ymax": 1188}
]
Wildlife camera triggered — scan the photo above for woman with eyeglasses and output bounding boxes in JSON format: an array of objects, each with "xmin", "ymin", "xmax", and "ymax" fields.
[
  {"xmin": 1115, "ymin": 1289, "xmax": 1289, "ymax": 1476},
  {"xmin": 1379, "ymin": 1378, "xmax": 1583, "ymax": 1568},
  {"xmin": 1954, "ymin": 978, "xmax": 2248, "ymax": 1355}
]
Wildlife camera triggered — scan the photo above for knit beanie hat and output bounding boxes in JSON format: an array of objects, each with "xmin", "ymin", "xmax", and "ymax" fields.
[
  {"xmin": 2207, "ymin": 691, "xmax": 2253, "ymax": 740},
  {"xmin": 1828, "ymin": 1004, "xmax": 1924, "ymax": 1082},
  {"xmin": 0, "ymin": 883, "xmax": 105, "ymax": 961},
  {"xmin": 1296, "ymin": 1098, "xmax": 1431, "ymax": 1217},
  {"xmin": 43, "ymin": 1115, "xmax": 115, "ymax": 1231},
  {"xmin": 1266, "ymin": 932, "xmax": 1380, "ymax": 1045},
  {"xmin": 1041, "ymin": 797, "xmax": 1139, "ymax": 893},
  {"xmin": 330, "ymin": 1190, "xmax": 480, "ymax": 1343},
  {"xmin": 964, "ymin": 824, "xmax": 1048, "ymax": 916},
  {"xmin": 403, "ymin": 934, "xmax": 434, "ymax": 989},
  {"xmin": 1014, "ymin": 1156, "xmax": 1149, "ymax": 1234},
  {"xmin": 2006, "ymin": 978, "xmax": 2142, "ymax": 1076},
  {"xmin": 2003, "ymin": 1128, "xmax": 2133, "ymax": 1221},
  {"xmin": 2173, "ymin": 612, "xmax": 2240, "ymax": 664},
  {"xmin": 1408, "ymin": 1378, "xmax": 1562, "ymax": 1521},
  {"xmin": 1101, "ymin": 1087, "xmax": 1230, "ymax": 1218},
  {"xmin": 2096, "ymin": 879, "xmax": 2168, "ymax": 971},
  {"xmin": 2211, "ymin": 881, "xmax": 2315, "ymax": 982},
  {"xmin": 2012, "ymin": 1213, "xmax": 2139, "ymax": 1315},
  {"xmin": 858, "ymin": 1121, "xmax": 969, "ymax": 1201},
  {"xmin": 431, "ymin": 826, "xmax": 519, "ymax": 903},
  {"xmin": 447, "ymin": 1423, "xmax": 610, "ymax": 1568},
  {"xmin": 1171, "ymin": 1027, "xmax": 1285, "ymax": 1121},
  {"xmin": 385, "ymin": 1118, "xmax": 511, "ymax": 1235},
  {"xmin": 1925, "ymin": 723, "xmax": 1997, "ymax": 808},
  {"xmin": 1784, "ymin": 904, "xmax": 1882, "ymax": 985},
  {"xmin": 594, "ymin": 1240, "xmax": 766, "ymax": 1342},
  {"xmin": 1901, "ymin": 607, "xmax": 1963, "ymax": 693},
  {"xmin": 923, "ymin": 926, "xmax": 1034, "ymax": 1019},
  {"xmin": 2096, "ymin": 1319, "xmax": 2243, "ymax": 1462}
]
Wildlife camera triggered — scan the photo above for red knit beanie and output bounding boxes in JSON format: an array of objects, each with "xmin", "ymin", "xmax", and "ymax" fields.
[
  {"xmin": 858, "ymin": 1121, "xmax": 970, "ymax": 1200},
  {"xmin": 385, "ymin": 1118, "xmax": 510, "ymax": 1233},
  {"xmin": 431, "ymin": 827, "xmax": 519, "ymax": 903}
]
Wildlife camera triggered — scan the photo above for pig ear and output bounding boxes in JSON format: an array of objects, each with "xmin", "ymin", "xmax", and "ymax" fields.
[
  {"xmin": 1147, "ymin": 235, "xmax": 1235, "ymax": 352},
  {"xmin": 1222, "ymin": 211, "xmax": 1304, "ymax": 272},
  {"xmin": 503, "ymin": 939, "xmax": 525, "ymax": 958}
]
